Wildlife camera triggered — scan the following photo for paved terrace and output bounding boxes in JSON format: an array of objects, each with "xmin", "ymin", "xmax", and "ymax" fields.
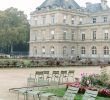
[{"xmin": 0, "ymin": 66, "xmax": 109, "ymax": 100}]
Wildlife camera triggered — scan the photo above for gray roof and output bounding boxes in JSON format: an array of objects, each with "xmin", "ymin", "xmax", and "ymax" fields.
[
  {"xmin": 86, "ymin": 3, "xmax": 109, "ymax": 12},
  {"xmin": 39, "ymin": 0, "xmax": 80, "ymax": 9}
]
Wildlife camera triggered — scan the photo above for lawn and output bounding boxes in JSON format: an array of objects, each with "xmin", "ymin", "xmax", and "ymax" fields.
[{"xmin": 45, "ymin": 88, "xmax": 110, "ymax": 100}]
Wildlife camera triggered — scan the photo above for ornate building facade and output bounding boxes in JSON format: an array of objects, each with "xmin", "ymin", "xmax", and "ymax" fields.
[{"xmin": 29, "ymin": 0, "xmax": 110, "ymax": 61}]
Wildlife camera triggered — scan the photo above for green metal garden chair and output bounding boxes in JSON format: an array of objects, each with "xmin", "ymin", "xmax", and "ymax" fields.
[
  {"xmin": 27, "ymin": 74, "xmax": 36, "ymax": 86},
  {"xmin": 27, "ymin": 78, "xmax": 50, "ymax": 100},
  {"xmin": 60, "ymin": 71, "xmax": 68, "ymax": 83},
  {"xmin": 52, "ymin": 71, "xmax": 60, "ymax": 83},
  {"xmin": 35, "ymin": 71, "xmax": 44, "ymax": 80},
  {"xmin": 82, "ymin": 89, "xmax": 98, "ymax": 100},
  {"xmin": 43, "ymin": 71, "xmax": 52, "ymax": 82},
  {"xmin": 62, "ymin": 86, "xmax": 79, "ymax": 100},
  {"xmin": 11, "ymin": 78, "xmax": 50, "ymax": 100},
  {"xmin": 39, "ymin": 86, "xmax": 79, "ymax": 100},
  {"xmin": 68, "ymin": 70, "xmax": 75, "ymax": 82}
]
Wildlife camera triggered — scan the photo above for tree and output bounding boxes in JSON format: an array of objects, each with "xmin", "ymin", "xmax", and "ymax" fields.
[{"xmin": 0, "ymin": 7, "xmax": 30, "ymax": 53}]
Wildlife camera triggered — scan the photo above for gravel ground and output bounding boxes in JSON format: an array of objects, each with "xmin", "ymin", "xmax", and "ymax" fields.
[{"xmin": 0, "ymin": 66, "xmax": 109, "ymax": 100}]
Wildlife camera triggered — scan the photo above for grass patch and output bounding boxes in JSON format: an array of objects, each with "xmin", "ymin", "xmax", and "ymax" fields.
[{"xmin": 45, "ymin": 88, "xmax": 110, "ymax": 100}]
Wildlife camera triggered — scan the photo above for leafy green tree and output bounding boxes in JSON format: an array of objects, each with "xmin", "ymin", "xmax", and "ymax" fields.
[{"xmin": 0, "ymin": 7, "xmax": 29, "ymax": 53}]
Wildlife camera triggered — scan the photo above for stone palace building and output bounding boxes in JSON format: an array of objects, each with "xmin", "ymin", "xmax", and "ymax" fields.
[{"xmin": 29, "ymin": 0, "xmax": 110, "ymax": 61}]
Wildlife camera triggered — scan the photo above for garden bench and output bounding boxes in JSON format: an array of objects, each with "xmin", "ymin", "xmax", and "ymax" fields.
[
  {"xmin": 62, "ymin": 86, "xmax": 79, "ymax": 100},
  {"xmin": 82, "ymin": 89, "xmax": 98, "ymax": 100},
  {"xmin": 39, "ymin": 86, "xmax": 79, "ymax": 100}
]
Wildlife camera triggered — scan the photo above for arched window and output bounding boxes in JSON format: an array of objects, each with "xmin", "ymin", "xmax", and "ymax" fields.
[
  {"xmin": 71, "ymin": 47, "xmax": 75, "ymax": 55},
  {"xmin": 81, "ymin": 47, "xmax": 86, "ymax": 54},
  {"xmin": 42, "ymin": 46, "xmax": 45, "ymax": 54},
  {"xmin": 92, "ymin": 46, "xmax": 97, "ymax": 55},
  {"xmin": 104, "ymin": 46, "xmax": 109, "ymax": 55},
  {"xmin": 50, "ymin": 46, "xmax": 54, "ymax": 54},
  {"xmin": 63, "ymin": 46, "xmax": 67, "ymax": 55}
]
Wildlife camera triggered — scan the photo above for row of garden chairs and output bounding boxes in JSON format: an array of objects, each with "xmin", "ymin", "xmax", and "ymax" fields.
[
  {"xmin": 10, "ymin": 85, "xmax": 98, "ymax": 100},
  {"xmin": 27, "ymin": 70, "xmax": 75, "ymax": 86}
]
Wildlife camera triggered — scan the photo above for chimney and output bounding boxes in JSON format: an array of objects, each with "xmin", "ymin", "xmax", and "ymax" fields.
[
  {"xmin": 86, "ymin": 2, "xmax": 91, "ymax": 8},
  {"xmin": 101, "ymin": 0, "xmax": 107, "ymax": 10}
]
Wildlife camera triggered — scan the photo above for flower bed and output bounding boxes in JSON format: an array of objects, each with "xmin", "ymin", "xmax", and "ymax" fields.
[
  {"xmin": 66, "ymin": 68, "xmax": 110, "ymax": 98},
  {"xmin": 66, "ymin": 82, "xmax": 110, "ymax": 98}
]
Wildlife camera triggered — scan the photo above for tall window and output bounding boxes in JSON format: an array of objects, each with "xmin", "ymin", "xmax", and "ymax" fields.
[
  {"xmin": 104, "ymin": 33, "xmax": 108, "ymax": 40},
  {"xmin": 42, "ymin": 30, "xmax": 46, "ymax": 40},
  {"xmin": 63, "ymin": 15, "xmax": 67, "ymax": 24},
  {"xmin": 63, "ymin": 31, "xmax": 67, "ymax": 40},
  {"xmin": 92, "ymin": 46, "xmax": 97, "ymax": 55},
  {"xmin": 50, "ymin": 46, "xmax": 54, "ymax": 54},
  {"xmin": 81, "ymin": 47, "xmax": 86, "ymax": 54},
  {"xmin": 63, "ymin": 46, "xmax": 67, "ymax": 55},
  {"xmin": 71, "ymin": 47, "xmax": 75, "ymax": 55},
  {"xmin": 71, "ymin": 16, "xmax": 74, "ymax": 24},
  {"xmin": 104, "ymin": 17, "xmax": 107, "ymax": 23},
  {"xmin": 93, "ymin": 31, "xmax": 96, "ymax": 40},
  {"xmin": 93, "ymin": 18, "xmax": 96, "ymax": 23},
  {"xmin": 71, "ymin": 30, "xmax": 74, "ymax": 40},
  {"xmin": 32, "ymin": 31, "xmax": 37, "ymax": 41},
  {"xmin": 42, "ymin": 16, "xmax": 46, "ymax": 24},
  {"xmin": 51, "ymin": 30, "xmax": 55, "ymax": 39},
  {"xmin": 35, "ymin": 17, "xmax": 38, "ymax": 25},
  {"xmin": 104, "ymin": 30, "xmax": 108, "ymax": 40},
  {"xmin": 35, "ymin": 31, "xmax": 37, "ymax": 41},
  {"xmin": 34, "ymin": 47, "xmax": 37, "ymax": 55},
  {"xmin": 42, "ymin": 46, "xmax": 45, "ymax": 54},
  {"xmin": 79, "ymin": 17, "xmax": 82, "ymax": 24},
  {"xmin": 51, "ymin": 15, "xmax": 55, "ymax": 24},
  {"xmin": 82, "ymin": 33, "xmax": 85, "ymax": 41},
  {"xmin": 104, "ymin": 46, "xmax": 109, "ymax": 55}
]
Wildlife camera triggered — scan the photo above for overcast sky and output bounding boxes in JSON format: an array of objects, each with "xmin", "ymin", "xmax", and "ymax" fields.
[{"xmin": 0, "ymin": 0, "xmax": 110, "ymax": 19}]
